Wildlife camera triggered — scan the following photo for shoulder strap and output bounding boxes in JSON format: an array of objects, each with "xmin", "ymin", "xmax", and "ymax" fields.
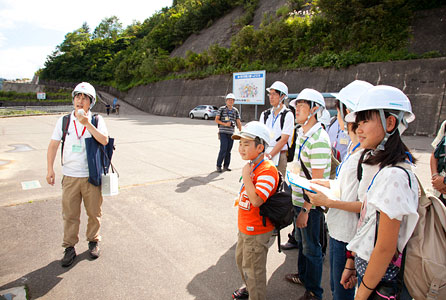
[
  {"xmin": 263, "ymin": 109, "xmax": 271, "ymax": 124},
  {"xmin": 61, "ymin": 113, "xmax": 71, "ymax": 166},
  {"xmin": 91, "ymin": 114, "xmax": 99, "ymax": 128},
  {"xmin": 300, "ymin": 158, "xmax": 312, "ymax": 180},
  {"xmin": 356, "ymin": 150, "xmax": 369, "ymax": 181},
  {"xmin": 280, "ymin": 109, "xmax": 291, "ymax": 130}
]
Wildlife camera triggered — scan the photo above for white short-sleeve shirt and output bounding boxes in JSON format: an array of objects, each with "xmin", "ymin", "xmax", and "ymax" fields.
[
  {"xmin": 347, "ymin": 165, "xmax": 419, "ymax": 261},
  {"xmin": 51, "ymin": 111, "xmax": 108, "ymax": 177},
  {"xmin": 259, "ymin": 106, "xmax": 294, "ymax": 150},
  {"xmin": 326, "ymin": 148, "xmax": 363, "ymax": 243}
]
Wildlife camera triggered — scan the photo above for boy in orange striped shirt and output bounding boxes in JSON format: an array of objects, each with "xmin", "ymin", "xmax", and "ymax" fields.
[{"xmin": 231, "ymin": 121, "xmax": 279, "ymax": 300}]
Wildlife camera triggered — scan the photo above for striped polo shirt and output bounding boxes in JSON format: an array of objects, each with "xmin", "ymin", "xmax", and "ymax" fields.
[
  {"xmin": 217, "ymin": 105, "xmax": 240, "ymax": 135},
  {"xmin": 291, "ymin": 122, "xmax": 331, "ymax": 207}
]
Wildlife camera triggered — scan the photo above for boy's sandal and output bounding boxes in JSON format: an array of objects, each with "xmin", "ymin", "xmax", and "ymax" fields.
[
  {"xmin": 232, "ymin": 287, "xmax": 249, "ymax": 299},
  {"xmin": 285, "ymin": 273, "xmax": 303, "ymax": 285}
]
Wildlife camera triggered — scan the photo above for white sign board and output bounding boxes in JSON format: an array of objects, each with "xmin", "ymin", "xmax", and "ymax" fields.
[
  {"xmin": 233, "ymin": 70, "xmax": 266, "ymax": 105},
  {"xmin": 37, "ymin": 92, "xmax": 46, "ymax": 100}
]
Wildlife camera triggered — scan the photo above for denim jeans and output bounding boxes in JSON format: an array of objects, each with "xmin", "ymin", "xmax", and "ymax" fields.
[
  {"xmin": 294, "ymin": 206, "xmax": 324, "ymax": 299},
  {"xmin": 216, "ymin": 132, "xmax": 234, "ymax": 168},
  {"xmin": 329, "ymin": 236, "xmax": 355, "ymax": 300}
]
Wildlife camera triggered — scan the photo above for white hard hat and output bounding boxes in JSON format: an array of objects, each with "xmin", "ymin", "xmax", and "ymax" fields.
[
  {"xmin": 72, "ymin": 82, "xmax": 96, "ymax": 108},
  {"xmin": 289, "ymin": 88, "xmax": 325, "ymax": 108},
  {"xmin": 345, "ymin": 85, "xmax": 415, "ymax": 149},
  {"xmin": 320, "ymin": 109, "xmax": 332, "ymax": 128},
  {"xmin": 337, "ymin": 80, "xmax": 374, "ymax": 111},
  {"xmin": 226, "ymin": 93, "xmax": 236, "ymax": 100},
  {"xmin": 266, "ymin": 81, "xmax": 288, "ymax": 97},
  {"xmin": 232, "ymin": 121, "xmax": 272, "ymax": 147},
  {"xmin": 345, "ymin": 85, "xmax": 415, "ymax": 124}
]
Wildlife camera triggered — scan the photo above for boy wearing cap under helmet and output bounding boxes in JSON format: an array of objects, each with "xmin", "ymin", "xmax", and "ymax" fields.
[
  {"xmin": 215, "ymin": 93, "xmax": 242, "ymax": 172},
  {"xmin": 286, "ymin": 88, "xmax": 331, "ymax": 300},
  {"xmin": 46, "ymin": 82, "xmax": 108, "ymax": 267},
  {"xmin": 231, "ymin": 121, "xmax": 279, "ymax": 300}
]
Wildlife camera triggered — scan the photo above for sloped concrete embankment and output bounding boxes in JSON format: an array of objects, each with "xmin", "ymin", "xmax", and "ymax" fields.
[{"xmin": 101, "ymin": 57, "xmax": 446, "ymax": 136}]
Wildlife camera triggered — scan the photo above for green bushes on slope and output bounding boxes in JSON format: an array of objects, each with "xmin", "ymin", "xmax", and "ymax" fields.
[{"xmin": 40, "ymin": 0, "xmax": 445, "ymax": 91}]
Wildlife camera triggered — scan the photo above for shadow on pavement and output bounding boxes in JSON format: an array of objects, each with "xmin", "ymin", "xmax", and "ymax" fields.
[
  {"xmin": 0, "ymin": 251, "xmax": 91, "ymax": 299},
  {"xmin": 175, "ymin": 171, "xmax": 224, "ymax": 193},
  {"xmin": 186, "ymin": 236, "xmax": 304, "ymax": 300},
  {"xmin": 186, "ymin": 243, "xmax": 241, "ymax": 300}
]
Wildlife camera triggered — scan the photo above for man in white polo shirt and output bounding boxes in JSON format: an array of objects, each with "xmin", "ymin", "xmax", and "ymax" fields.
[
  {"xmin": 46, "ymin": 82, "xmax": 108, "ymax": 267},
  {"xmin": 259, "ymin": 81, "xmax": 294, "ymax": 176}
]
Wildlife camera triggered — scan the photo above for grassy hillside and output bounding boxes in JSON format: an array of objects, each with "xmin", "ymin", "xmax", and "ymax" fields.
[{"xmin": 39, "ymin": 0, "xmax": 446, "ymax": 91}]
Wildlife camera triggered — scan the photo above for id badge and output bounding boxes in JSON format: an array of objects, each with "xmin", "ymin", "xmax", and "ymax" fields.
[
  {"xmin": 72, "ymin": 144, "xmax": 82, "ymax": 153},
  {"xmin": 340, "ymin": 138, "xmax": 349, "ymax": 145},
  {"xmin": 225, "ymin": 116, "xmax": 229, "ymax": 121}
]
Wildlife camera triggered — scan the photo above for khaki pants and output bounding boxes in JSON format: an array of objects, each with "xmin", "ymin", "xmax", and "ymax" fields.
[
  {"xmin": 235, "ymin": 230, "xmax": 273, "ymax": 300},
  {"xmin": 62, "ymin": 176, "xmax": 103, "ymax": 248}
]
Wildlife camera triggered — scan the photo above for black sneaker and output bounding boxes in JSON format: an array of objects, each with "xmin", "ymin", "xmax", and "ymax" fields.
[
  {"xmin": 61, "ymin": 247, "xmax": 76, "ymax": 267},
  {"xmin": 88, "ymin": 242, "xmax": 100, "ymax": 259},
  {"xmin": 216, "ymin": 167, "xmax": 223, "ymax": 173},
  {"xmin": 223, "ymin": 167, "xmax": 232, "ymax": 171}
]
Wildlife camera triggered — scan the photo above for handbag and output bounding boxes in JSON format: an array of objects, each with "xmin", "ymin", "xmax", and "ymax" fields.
[
  {"xmin": 367, "ymin": 280, "xmax": 400, "ymax": 300},
  {"xmin": 101, "ymin": 163, "xmax": 119, "ymax": 196}
]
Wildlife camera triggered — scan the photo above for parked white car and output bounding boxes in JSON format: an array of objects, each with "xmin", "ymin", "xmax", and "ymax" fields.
[{"xmin": 189, "ymin": 105, "xmax": 218, "ymax": 120}]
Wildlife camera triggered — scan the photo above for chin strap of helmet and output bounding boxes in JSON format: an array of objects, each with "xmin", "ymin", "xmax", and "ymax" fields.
[
  {"xmin": 273, "ymin": 94, "xmax": 288, "ymax": 110},
  {"xmin": 302, "ymin": 102, "xmax": 323, "ymax": 126},
  {"xmin": 376, "ymin": 110, "xmax": 406, "ymax": 151}
]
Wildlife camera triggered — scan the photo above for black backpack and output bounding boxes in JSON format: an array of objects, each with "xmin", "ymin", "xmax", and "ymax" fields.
[
  {"xmin": 262, "ymin": 107, "xmax": 297, "ymax": 162},
  {"xmin": 259, "ymin": 171, "xmax": 294, "ymax": 252}
]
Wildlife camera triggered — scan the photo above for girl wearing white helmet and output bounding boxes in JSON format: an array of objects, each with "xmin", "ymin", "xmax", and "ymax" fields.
[
  {"xmin": 306, "ymin": 80, "xmax": 373, "ymax": 300},
  {"xmin": 339, "ymin": 85, "xmax": 419, "ymax": 300},
  {"xmin": 231, "ymin": 121, "xmax": 279, "ymax": 300}
]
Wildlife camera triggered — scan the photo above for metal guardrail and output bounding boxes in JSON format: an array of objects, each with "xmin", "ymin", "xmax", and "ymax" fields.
[{"xmin": 0, "ymin": 105, "xmax": 73, "ymax": 112}]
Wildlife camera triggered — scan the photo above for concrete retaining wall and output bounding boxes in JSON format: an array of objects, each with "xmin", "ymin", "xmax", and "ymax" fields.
[
  {"xmin": 110, "ymin": 57, "xmax": 446, "ymax": 136},
  {"xmin": 35, "ymin": 57, "xmax": 446, "ymax": 136}
]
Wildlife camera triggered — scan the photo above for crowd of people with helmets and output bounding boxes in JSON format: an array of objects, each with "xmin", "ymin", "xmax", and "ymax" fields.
[
  {"xmin": 230, "ymin": 79, "xmax": 420, "ymax": 300},
  {"xmin": 44, "ymin": 79, "xmax": 439, "ymax": 299}
]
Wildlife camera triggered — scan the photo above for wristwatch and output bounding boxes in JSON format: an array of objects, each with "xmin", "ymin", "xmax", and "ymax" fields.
[{"xmin": 302, "ymin": 207, "xmax": 309, "ymax": 214}]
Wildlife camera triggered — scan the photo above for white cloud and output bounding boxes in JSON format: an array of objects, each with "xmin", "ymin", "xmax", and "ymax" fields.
[
  {"xmin": 0, "ymin": 45, "xmax": 54, "ymax": 79},
  {"xmin": 0, "ymin": 0, "xmax": 172, "ymax": 79}
]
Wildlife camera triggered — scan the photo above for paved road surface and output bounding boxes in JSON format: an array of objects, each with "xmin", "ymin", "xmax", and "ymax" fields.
[{"xmin": 0, "ymin": 107, "xmax": 435, "ymax": 299}]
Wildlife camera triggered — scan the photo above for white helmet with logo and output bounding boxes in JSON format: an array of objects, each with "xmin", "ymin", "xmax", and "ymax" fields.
[
  {"xmin": 345, "ymin": 85, "xmax": 415, "ymax": 150},
  {"xmin": 226, "ymin": 93, "xmax": 236, "ymax": 100},
  {"xmin": 72, "ymin": 82, "xmax": 96, "ymax": 108},
  {"xmin": 266, "ymin": 81, "xmax": 288, "ymax": 98},
  {"xmin": 232, "ymin": 121, "xmax": 272, "ymax": 147}
]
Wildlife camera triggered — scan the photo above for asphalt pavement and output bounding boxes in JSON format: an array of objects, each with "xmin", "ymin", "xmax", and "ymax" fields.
[{"xmin": 0, "ymin": 109, "xmax": 436, "ymax": 300}]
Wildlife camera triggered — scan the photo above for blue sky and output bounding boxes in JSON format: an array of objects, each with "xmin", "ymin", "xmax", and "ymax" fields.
[{"xmin": 0, "ymin": 0, "xmax": 173, "ymax": 80}]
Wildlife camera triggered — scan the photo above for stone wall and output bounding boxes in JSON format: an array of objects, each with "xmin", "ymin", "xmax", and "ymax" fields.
[{"xmin": 109, "ymin": 57, "xmax": 446, "ymax": 136}]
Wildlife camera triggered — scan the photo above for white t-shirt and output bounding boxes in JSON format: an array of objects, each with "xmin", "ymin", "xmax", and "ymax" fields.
[
  {"xmin": 347, "ymin": 164, "xmax": 419, "ymax": 262},
  {"xmin": 327, "ymin": 148, "xmax": 363, "ymax": 243},
  {"xmin": 51, "ymin": 111, "xmax": 108, "ymax": 177},
  {"xmin": 259, "ymin": 106, "xmax": 294, "ymax": 151}
]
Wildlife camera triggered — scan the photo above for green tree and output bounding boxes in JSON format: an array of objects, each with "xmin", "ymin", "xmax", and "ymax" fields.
[{"xmin": 92, "ymin": 16, "xmax": 123, "ymax": 40}]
